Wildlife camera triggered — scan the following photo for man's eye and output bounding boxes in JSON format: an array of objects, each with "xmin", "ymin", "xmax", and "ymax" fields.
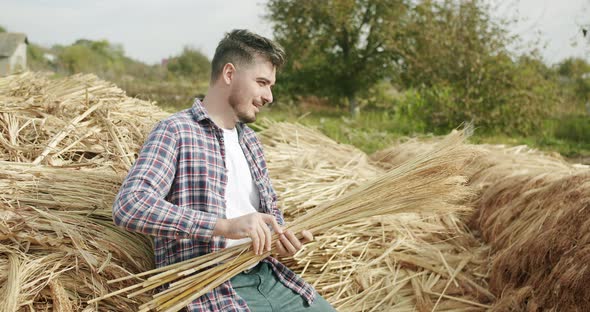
[{"xmin": 258, "ymin": 81, "xmax": 265, "ymax": 86}]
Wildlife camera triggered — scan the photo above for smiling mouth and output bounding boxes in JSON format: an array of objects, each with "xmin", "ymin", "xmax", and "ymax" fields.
[{"xmin": 253, "ymin": 102, "xmax": 263, "ymax": 110}]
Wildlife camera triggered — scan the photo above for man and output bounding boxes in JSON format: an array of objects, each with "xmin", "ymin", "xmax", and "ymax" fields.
[{"xmin": 113, "ymin": 29, "xmax": 336, "ymax": 311}]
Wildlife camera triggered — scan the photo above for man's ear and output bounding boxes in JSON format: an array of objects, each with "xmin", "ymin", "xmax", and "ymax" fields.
[{"xmin": 222, "ymin": 63, "xmax": 236, "ymax": 85}]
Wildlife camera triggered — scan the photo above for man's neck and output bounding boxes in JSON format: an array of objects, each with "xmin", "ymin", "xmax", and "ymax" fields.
[{"xmin": 201, "ymin": 89, "xmax": 237, "ymax": 130}]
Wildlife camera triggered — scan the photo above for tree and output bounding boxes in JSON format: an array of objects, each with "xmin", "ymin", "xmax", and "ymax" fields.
[
  {"xmin": 266, "ymin": 0, "xmax": 409, "ymax": 116},
  {"xmin": 166, "ymin": 46, "xmax": 211, "ymax": 81},
  {"xmin": 557, "ymin": 57, "xmax": 590, "ymax": 105},
  {"xmin": 0, "ymin": 25, "xmax": 6, "ymax": 33}
]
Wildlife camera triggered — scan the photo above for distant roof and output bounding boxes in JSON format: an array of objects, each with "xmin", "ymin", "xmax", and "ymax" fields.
[{"xmin": 0, "ymin": 33, "xmax": 29, "ymax": 57}]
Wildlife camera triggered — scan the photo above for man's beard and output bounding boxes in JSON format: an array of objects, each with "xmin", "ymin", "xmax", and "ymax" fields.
[{"xmin": 229, "ymin": 91, "xmax": 257, "ymax": 124}]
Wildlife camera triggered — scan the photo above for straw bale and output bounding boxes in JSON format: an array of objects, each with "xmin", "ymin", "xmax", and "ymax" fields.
[
  {"xmin": 0, "ymin": 71, "xmax": 168, "ymax": 171},
  {"xmin": 373, "ymin": 138, "xmax": 590, "ymax": 310},
  {"xmin": 0, "ymin": 160, "xmax": 123, "ymax": 211}
]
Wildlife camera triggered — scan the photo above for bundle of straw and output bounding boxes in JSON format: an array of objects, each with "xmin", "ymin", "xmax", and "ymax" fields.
[
  {"xmin": 370, "ymin": 136, "xmax": 442, "ymax": 171},
  {"xmin": 0, "ymin": 204, "xmax": 154, "ymax": 311},
  {"xmin": 97, "ymin": 127, "xmax": 481, "ymax": 312},
  {"xmin": 0, "ymin": 160, "xmax": 123, "ymax": 211},
  {"xmin": 0, "ymin": 72, "xmax": 168, "ymax": 171}
]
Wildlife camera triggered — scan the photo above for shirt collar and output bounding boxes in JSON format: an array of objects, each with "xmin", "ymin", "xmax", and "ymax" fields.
[{"xmin": 190, "ymin": 98, "xmax": 245, "ymax": 134}]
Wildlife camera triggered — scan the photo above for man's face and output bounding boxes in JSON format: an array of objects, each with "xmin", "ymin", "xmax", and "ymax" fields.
[{"xmin": 227, "ymin": 56, "xmax": 276, "ymax": 124}]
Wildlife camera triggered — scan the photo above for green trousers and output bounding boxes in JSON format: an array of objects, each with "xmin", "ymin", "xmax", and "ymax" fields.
[{"xmin": 230, "ymin": 262, "xmax": 337, "ymax": 312}]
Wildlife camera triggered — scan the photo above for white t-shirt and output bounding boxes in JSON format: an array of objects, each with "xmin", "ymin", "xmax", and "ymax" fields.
[{"xmin": 222, "ymin": 127, "xmax": 261, "ymax": 249}]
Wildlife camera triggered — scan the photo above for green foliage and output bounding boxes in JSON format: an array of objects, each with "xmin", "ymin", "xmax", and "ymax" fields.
[
  {"xmin": 268, "ymin": 0, "xmax": 566, "ymax": 136},
  {"xmin": 553, "ymin": 115, "xmax": 590, "ymax": 144},
  {"xmin": 391, "ymin": 1, "xmax": 561, "ymax": 135},
  {"xmin": 56, "ymin": 39, "xmax": 127, "ymax": 78},
  {"xmin": 267, "ymin": 0, "xmax": 407, "ymax": 114},
  {"xmin": 556, "ymin": 57, "xmax": 590, "ymax": 110},
  {"xmin": 0, "ymin": 25, "xmax": 5, "ymax": 33},
  {"xmin": 166, "ymin": 46, "xmax": 211, "ymax": 81}
]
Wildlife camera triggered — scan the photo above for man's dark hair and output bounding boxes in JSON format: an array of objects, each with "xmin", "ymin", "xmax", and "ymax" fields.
[{"xmin": 210, "ymin": 29, "xmax": 286, "ymax": 82}]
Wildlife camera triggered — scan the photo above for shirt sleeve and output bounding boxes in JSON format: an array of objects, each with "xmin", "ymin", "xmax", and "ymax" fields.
[{"xmin": 112, "ymin": 120, "xmax": 218, "ymax": 242}]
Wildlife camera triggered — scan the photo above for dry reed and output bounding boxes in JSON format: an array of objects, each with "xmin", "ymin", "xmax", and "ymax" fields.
[{"xmin": 0, "ymin": 204, "xmax": 154, "ymax": 311}]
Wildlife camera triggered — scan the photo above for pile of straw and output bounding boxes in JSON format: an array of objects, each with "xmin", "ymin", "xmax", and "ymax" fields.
[
  {"xmin": 373, "ymin": 139, "xmax": 590, "ymax": 311},
  {"xmin": 101, "ymin": 125, "xmax": 495, "ymax": 312},
  {"xmin": 0, "ymin": 205, "xmax": 153, "ymax": 311},
  {"xmin": 0, "ymin": 71, "xmax": 168, "ymax": 171},
  {"xmin": 255, "ymin": 119, "xmax": 384, "ymax": 219},
  {"xmin": 0, "ymin": 72, "xmax": 165, "ymax": 310},
  {"xmin": 258, "ymin": 122, "xmax": 493, "ymax": 311},
  {"xmin": 467, "ymin": 147, "xmax": 590, "ymax": 311}
]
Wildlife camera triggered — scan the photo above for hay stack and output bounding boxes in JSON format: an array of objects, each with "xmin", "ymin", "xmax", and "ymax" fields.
[
  {"xmin": 0, "ymin": 72, "xmax": 166, "ymax": 310},
  {"xmin": 257, "ymin": 121, "xmax": 493, "ymax": 311}
]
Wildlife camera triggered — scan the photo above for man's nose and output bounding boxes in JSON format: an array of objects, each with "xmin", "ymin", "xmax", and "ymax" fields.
[{"xmin": 262, "ymin": 88, "xmax": 273, "ymax": 105}]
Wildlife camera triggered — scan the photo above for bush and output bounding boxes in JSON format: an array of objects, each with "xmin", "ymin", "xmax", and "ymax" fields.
[{"xmin": 554, "ymin": 115, "xmax": 590, "ymax": 144}]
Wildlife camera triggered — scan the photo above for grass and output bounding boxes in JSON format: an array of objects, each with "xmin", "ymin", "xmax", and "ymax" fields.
[{"xmin": 156, "ymin": 98, "xmax": 590, "ymax": 164}]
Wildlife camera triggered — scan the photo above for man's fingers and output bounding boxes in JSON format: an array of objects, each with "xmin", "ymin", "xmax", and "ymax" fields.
[
  {"xmin": 260, "ymin": 213, "xmax": 283, "ymax": 235},
  {"xmin": 250, "ymin": 230, "xmax": 260, "ymax": 255},
  {"xmin": 256, "ymin": 226, "xmax": 266, "ymax": 255},
  {"xmin": 279, "ymin": 232, "xmax": 299, "ymax": 255},
  {"xmin": 260, "ymin": 219, "xmax": 272, "ymax": 253},
  {"xmin": 301, "ymin": 230, "xmax": 313, "ymax": 244},
  {"xmin": 285, "ymin": 230, "xmax": 303, "ymax": 249},
  {"xmin": 275, "ymin": 239, "xmax": 287, "ymax": 257}
]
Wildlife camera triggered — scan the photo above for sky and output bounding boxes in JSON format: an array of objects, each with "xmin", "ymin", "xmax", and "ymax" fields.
[{"xmin": 1, "ymin": 0, "xmax": 588, "ymax": 65}]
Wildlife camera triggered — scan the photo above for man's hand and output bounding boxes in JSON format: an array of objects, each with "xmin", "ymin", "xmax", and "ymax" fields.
[
  {"xmin": 213, "ymin": 212, "xmax": 283, "ymax": 255},
  {"xmin": 275, "ymin": 230, "xmax": 313, "ymax": 258}
]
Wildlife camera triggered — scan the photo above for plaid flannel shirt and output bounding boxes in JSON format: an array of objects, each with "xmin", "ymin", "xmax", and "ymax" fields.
[{"xmin": 113, "ymin": 99, "xmax": 316, "ymax": 311}]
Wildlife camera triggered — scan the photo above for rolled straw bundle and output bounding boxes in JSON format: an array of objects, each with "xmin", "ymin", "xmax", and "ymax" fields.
[
  {"xmin": 97, "ymin": 127, "xmax": 481, "ymax": 312},
  {"xmin": 0, "ymin": 160, "xmax": 123, "ymax": 211},
  {"xmin": 0, "ymin": 71, "xmax": 168, "ymax": 171}
]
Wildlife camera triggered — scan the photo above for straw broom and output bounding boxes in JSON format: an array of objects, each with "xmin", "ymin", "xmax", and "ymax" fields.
[{"xmin": 94, "ymin": 127, "xmax": 479, "ymax": 311}]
